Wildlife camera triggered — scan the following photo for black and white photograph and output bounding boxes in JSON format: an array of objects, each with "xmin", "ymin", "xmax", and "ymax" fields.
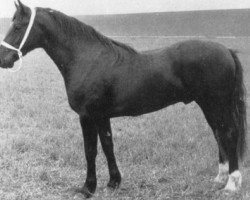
[{"xmin": 0, "ymin": 0, "xmax": 250, "ymax": 199}]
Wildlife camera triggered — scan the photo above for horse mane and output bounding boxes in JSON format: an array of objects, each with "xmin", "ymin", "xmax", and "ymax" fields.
[{"xmin": 44, "ymin": 8, "xmax": 137, "ymax": 54}]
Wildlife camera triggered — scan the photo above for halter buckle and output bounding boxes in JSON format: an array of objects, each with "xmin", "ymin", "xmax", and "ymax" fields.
[{"xmin": 18, "ymin": 50, "xmax": 23, "ymax": 58}]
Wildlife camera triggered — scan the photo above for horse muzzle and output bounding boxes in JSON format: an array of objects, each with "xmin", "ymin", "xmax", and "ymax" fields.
[{"xmin": 0, "ymin": 52, "xmax": 18, "ymax": 69}]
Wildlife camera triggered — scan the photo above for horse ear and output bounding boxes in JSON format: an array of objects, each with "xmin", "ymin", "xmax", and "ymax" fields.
[
  {"xmin": 14, "ymin": 1, "xmax": 19, "ymax": 9},
  {"xmin": 17, "ymin": 0, "xmax": 23, "ymax": 7},
  {"xmin": 17, "ymin": 0, "xmax": 25, "ymax": 12},
  {"xmin": 16, "ymin": 0, "xmax": 30, "ymax": 15}
]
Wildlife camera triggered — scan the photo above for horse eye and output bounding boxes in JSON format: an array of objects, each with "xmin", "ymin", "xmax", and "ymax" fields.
[{"xmin": 13, "ymin": 24, "xmax": 22, "ymax": 32}]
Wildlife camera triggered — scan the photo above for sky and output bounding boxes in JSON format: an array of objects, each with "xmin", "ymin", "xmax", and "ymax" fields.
[{"xmin": 1, "ymin": 0, "xmax": 250, "ymax": 18}]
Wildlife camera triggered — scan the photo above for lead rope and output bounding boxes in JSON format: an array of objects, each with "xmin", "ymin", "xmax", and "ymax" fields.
[{"xmin": 0, "ymin": 7, "xmax": 36, "ymax": 73}]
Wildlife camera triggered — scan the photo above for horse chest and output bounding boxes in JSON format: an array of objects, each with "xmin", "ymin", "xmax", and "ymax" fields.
[{"xmin": 66, "ymin": 81, "xmax": 110, "ymax": 116}]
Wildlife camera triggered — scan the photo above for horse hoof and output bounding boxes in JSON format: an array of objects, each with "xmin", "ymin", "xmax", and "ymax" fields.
[
  {"xmin": 107, "ymin": 174, "xmax": 121, "ymax": 189},
  {"xmin": 107, "ymin": 179, "xmax": 121, "ymax": 189},
  {"xmin": 107, "ymin": 181, "xmax": 120, "ymax": 189},
  {"xmin": 214, "ymin": 162, "xmax": 229, "ymax": 184},
  {"xmin": 74, "ymin": 186, "xmax": 94, "ymax": 198},
  {"xmin": 223, "ymin": 171, "xmax": 242, "ymax": 192},
  {"xmin": 214, "ymin": 174, "xmax": 228, "ymax": 184}
]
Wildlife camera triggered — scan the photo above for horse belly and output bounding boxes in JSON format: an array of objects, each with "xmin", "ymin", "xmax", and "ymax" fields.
[
  {"xmin": 112, "ymin": 76, "xmax": 188, "ymax": 117},
  {"xmin": 131, "ymin": 88, "xmax": 184, "ymax": 115}
]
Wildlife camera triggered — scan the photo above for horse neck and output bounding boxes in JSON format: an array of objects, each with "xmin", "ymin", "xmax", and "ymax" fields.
[
  {"xmin": 40, "ymin": 16, "xmax": 138, "ymax": 80},
  {"xmin": 42, "ymin": 28, "xmax": 116, "ymax": 76},
  {"xmin": 42, "ymin": 33, "xmax": 78, "ymax": 73}
]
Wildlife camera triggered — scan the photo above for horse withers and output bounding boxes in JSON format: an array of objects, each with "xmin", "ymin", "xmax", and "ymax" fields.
[{"xmin": 0, "ymin": 0, "xmax": 246, "ymax": 198}]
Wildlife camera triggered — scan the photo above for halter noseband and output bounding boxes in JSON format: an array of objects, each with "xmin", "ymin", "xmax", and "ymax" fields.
[{"xmin": 0, "ymin": 7, "xmax": 36, "ymax": 72}]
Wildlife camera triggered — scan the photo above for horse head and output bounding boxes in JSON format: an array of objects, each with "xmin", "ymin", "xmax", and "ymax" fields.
[{"xmin": 0, "ymin": 0, "xmax": 43, "ymax": 69}]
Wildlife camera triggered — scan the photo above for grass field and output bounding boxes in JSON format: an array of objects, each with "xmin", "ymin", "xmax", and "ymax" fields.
[{"xmin": 0, "ymin": 35, "xmax": 250, "ymax": 200}]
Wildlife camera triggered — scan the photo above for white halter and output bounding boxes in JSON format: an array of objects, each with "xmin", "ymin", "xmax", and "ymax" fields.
[{"xmin": 0, "ymin": 7, "xmax": 36, "ymax": 72}]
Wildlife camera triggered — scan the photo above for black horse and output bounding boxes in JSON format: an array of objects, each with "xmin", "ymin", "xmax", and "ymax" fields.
[{"xmin": 0, "ymin": 1, "xmax": 246, "ymax": 198}]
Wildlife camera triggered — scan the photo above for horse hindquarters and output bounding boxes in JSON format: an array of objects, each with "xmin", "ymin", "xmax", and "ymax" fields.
[{"xmin": 197, "ymin": 50, "xmax": 246, "ymax": 191}]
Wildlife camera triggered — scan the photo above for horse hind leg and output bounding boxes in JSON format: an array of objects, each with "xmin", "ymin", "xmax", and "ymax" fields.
[
  {"xmin": 201, "ymin": 100, "xmax": 242, "ymax": 191},
  {"xmin": 219, "ymin": 99, "xmax": 244, "ymax": 191},
  {"xmin": 213, "ymin": 134, "xmax": 229, "ymax": 184},
  {"xmin": 220, "ymin": 126, "xmax": 242, "ymax": 191},
  {"xmin": 223, "ymin": 48, "xmax": 247, "ymax": 192},
  {"xmin": 198, "ymin": 101, "xmax": 229, "ymax": 184},
  {"xmin": 217, "ymin": 127, "xmax": 242, "ymax": 191}
]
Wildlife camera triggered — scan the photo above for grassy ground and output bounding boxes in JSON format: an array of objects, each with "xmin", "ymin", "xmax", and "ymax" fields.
[{"xmin": 0, "ymin": 36, "xmax": 250, "ymax": 199}]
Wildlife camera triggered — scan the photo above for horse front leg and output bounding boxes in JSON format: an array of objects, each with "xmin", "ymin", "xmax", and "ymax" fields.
[
  {"xmin": 96, "ymin": 118, "xmax": 121, "ymax": 189},
  {"xmin": 79, "ymin": 115, "xmax": 98, "ymax": 198}
]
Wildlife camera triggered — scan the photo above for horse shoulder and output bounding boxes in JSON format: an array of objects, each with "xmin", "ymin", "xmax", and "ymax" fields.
[{"xmin": 65, "ymin": 67, "xmax": 114, "ymax": 116}]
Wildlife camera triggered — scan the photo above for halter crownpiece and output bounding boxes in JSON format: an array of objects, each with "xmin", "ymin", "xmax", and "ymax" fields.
[{"xmin": 0, "ymin": 7, "xmax": 36, "ymax": 72}]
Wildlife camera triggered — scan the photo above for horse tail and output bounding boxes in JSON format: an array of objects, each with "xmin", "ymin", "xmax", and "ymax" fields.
[{"xmin": 229, "ymin": 49, "xmax": 247, "ymax": 160}]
